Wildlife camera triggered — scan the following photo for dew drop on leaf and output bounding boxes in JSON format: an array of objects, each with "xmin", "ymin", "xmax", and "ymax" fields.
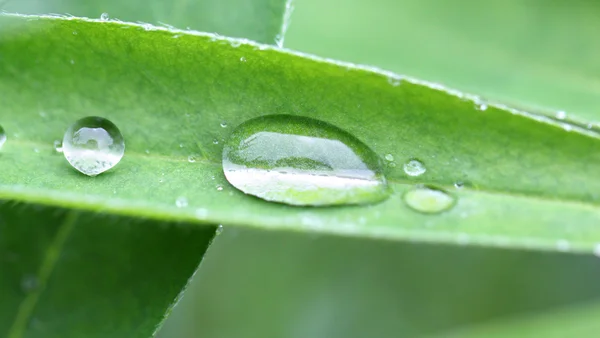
[
  {"xmin": 454, "ymin": 181, "xmax": 464, "ymax": 189},
  {"xmin": 188, "ymin": 155, "xmax": 197, "ymax": 163},
  {"xmin": 100, "ymin": 12, "xmax": 109, "ymax": 21},
  {"xmin": 53, "ymin": 140, "xmax": 63, "ymax": 153},
  {"xmin": 222, "ymin": 114, "xmax": 389, "ymax": 206},
  {"xmin": 403, "ymin": 159, "xmax": 426, "ymax": 177},
  {"xmin": 403, "ymin": 186, "xmax": 455, "ymax": 214},
  {"xmin": 220, "ymin": 121, "xmax": 228, "ymax": 128},
  {"xmin": 175, "ymin": 197, "xmax": 188, "ymax": 208},
  {"xmin": 0, "ymin": 125, "xmax": 6, "ymax": 149},
  {"xmin": 62, "ymin": 116, "xmax": 125, "ymax": 176}
]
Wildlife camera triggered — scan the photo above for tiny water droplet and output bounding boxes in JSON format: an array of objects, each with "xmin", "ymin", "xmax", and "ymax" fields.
[
  {"xmin": 70, "ymin": 59, "xmax": 75, "ymax": 65},
  {"xmin": 387, "ymin": 77, "xmax": 401, "ymax": 86},
  {"xmin": 195, "ymin": 208, "xmax": 208, "ymax": 218},
  {"xmin": 388, "ymin": 162, "xmax": 396, "ymax": 168},
  {"xmin": 33, "ymin": 148, "xmax": 39, "ymax": 153},
  {"xmin": 403, "ymin": 159, "xmax": 426, "ymax": 177},
  {"xmin": 62, "ymin": 116, "xmax": 125, "ymax": 176},
  {"xmin": 384, "ymin": 154, "xmax": 394, "ymax": 161},
  {"xmin": 216, "ymin": 185, "xmax": 223, "ymax": 191},
  {"xmin": 403, "ymin": 186, "xmax": 455, "ymax": 214},
  {"xmin": 230, "ymin": 40, "xmax": 242, "ymax": 48},
  {"xmin": 175, "ymin": 197, "xmax": 188, "ymax": 208},
  {"xmin": 476, "ymin": 103, "xmax": 488, "ymax": 111},
  {"xmin": 21, "ymin": 275, "xmax": 39, "ymax": 293},
  {"xmin": 53, "ymin": 140, "xmax": 63, "ymax": 153},
  {"xmin": 556, "ymin": 111, "xmax": 566, "ymax": 120},
  {"xmin": 143, "ymin": 24, "xmax": 153, "ymax": 31},
  {"xmin": 556, "ymin": 239, "xmax": 570, "ymax": 252},
  {"xmin": 220, "ymin": 121, "xmax": 228, "ymax": 128},
  {"xmin": 213, "ymin": 139, "xmax": 219, "ymax": 145},
  {"xmin": 188, "ymin": 155, "xmax": 197, "ymax": 163},
  {"xmin": 563, "ymin": 124, "xmax": 572, "ymax": 132},
  {"xmin": 100, "ymin": 12, "xmax": 109, "ymax": 21},
  {"xmin": 594, "ymin": 243, "xmax": 600, "ymax": 257},
  {"xmin": 179, "ymin": 143, "xmax": 184, "ymax": 148},
  {"xmin": 240, "ymin": 56, "xmax": 247, "ymax": 62},
  {"xmin": 222, "ymin": 115, "xmax": 389, "ymax": 206},
  {"xmin": 0, "ymin": 125, "xmax": 6, "ymax": 149},
  {"xmin": 72, "ymin": 31, "xmax": 78, "ymax": 35},
  {"xmin": 587, "ymin": 123, "xmax": 594, "ymax": 129},
  {"xmin": 216, "ymin": 224, "xmax": 224, "ymax": 235},
  {"xmin": 145, "ymin": 149, "xmax": 150, "ymax": 154},
  {"xmin": 39, "ymin": 111, "xmax": 47, "ymax": 118},
  {"xmin": 454, "ymin": 181, "xmax": 464, "ymax": 189}
]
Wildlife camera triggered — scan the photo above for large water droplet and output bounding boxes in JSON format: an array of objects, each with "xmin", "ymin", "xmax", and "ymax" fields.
[
  {"xmin": 0, "ymin": 125, "xmax": 6, "ymax": 149},
  {"xmin": 403, "ymin": 186, "xmax": 455, "ymax": 214},
  {"xmin": 222, "ymin": 115, "xmax": 388, "ymax": 206},
  {"xmin": 62, "ymin": 116, "xmax": 125, "ymax": 176},
  {"xmin": 403, "ymin": 159, "xmax": 426, "ymax": 177}
]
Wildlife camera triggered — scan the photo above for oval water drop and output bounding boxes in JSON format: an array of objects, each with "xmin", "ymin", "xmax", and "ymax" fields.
[
  {"xmin": 62, "ymin": 116, "xmax": 125, "ymax": 176},
  {"xmin": 0, "ymin": 125, "xmax": 6, "ymax": 149},
  {"xmin": 403, "ymin": 159, "xmax": 426, "ymax": 177},
  {"xmin": 222, "ymin": 114, "xmax": 388, "ymax": 206},
  {"xmin": 403, "ymin": 186, "xmax": 455, "ymax": 214}
]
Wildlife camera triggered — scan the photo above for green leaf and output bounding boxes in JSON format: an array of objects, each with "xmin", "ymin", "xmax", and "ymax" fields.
[
  {"xmin": 158, "ymin": 228, "xmax": 600, "ymax": 338},
  {"xmin": 2, "ymin": 0, "xmax": 288, "ymax": 43},
  {"xmin": 431, "ymin": 300, "xmax": 600, "ymax": 338},
  {"xmin": 1, "ymin": 14, "xmax": 600, "ymax": 254},
  {"xmin": 0, "ymin": 202, "xmax": 214, "ymax": 338},
  {"xmin": 285, "ymin": 0, "xmax": 600, "ymax": 121}
]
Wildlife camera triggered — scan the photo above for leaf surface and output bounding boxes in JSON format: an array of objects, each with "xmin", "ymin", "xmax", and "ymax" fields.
[{"xmin": 1, "ymin": 14, "xmax": 600, "ymax": 254}]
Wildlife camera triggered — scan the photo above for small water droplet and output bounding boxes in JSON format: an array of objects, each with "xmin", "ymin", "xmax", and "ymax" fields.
[
  {"xmin": 476, "ymin": 103, "xmax": 488, "ymax": 111},
  {"xmin": 100, "ymin": 12, "xmax": 109, "ymax": 21},
  {"xmin": 53, "ymin": 140, "xmax": 63, "ymax": 153},
  {"xmin": 216, "ymin": 185, "xmax": 223, "ymax": 191},
  {"xmin": 220, "ymin": 121, "xmax": 228, "ymax": 128},
  {"xmin": 0, "ymin": 125, "xmax": 6, "ymax": 149},
  {"xmin": 72, "ymin": 31, "xmax": 78, "ymax": 35},
  {"xmin": 222, "ymin": 115, "xmax": 389, "ymax": 206},
  {"xmin": 188, "ymin": 155, "xmax": 197, "ymax": 163},
  {"xmin": 403, "ymin": 186, "xmax": 455, "ymax": 214},
  {"xmin": 39, "ymin": 111, "xmax": 47, "ymax": 118},
  {"xmin": 33, "ymin": 148, "xmax": 39, "ymax": 153},
  {"xmin": 145, "ymin": 149, "xmax": 150, "ymax": 154},
  {"xmin": 594, "ymin": 243, "xmax": 600, "ymax": 257},
  {"xmin": 587, "ymin": 123, "xmax": 594, "ymax": 129},
  {"xmin": 70, "ymin": 59, "xmax": 75, "ymax": 65},
  {"xmin": 213, "ymin": 139, "xmax": 219, "ymax": 145},
  {"xmin": 230, "ymin": 40, "xmax": 242, "ymax": 48},
  {"xmin": 62, "ymin": 116, "xmax": 125, "ymax": 176},
  {"xmin": 563, "ymin": 124, "xmax": 572, "ymax": 132},
  {"xmin": 175, "ymin": 197, "xmax": 188, "ymax": 208},
  {"xmin": 21, "ymin": 275, "xmax": 39, "ymax": 293},
  {"xmin": 454, "ymin": 181, "xmax": 464, "ymax": 189},
  {"xmin": 556, "ymin": 111, "xmax": 566, "ymax": 120},
  {"xmin": 403, "ymin": 159, "xmax": 426, "ymax": 177},
  {"xmin": 216, "ymin": 224, "xmax": 224, "ymax": 235},
  {"xmin": 195, "ymin": 208, "xmax": 208, "ymax": 218},
  {"xmin": 387, "ymin": 77, "xmax": 401, "ymax": 86},
  {"xmin": 388, "ymin": 162, "xmax": 396, "ymax": 168},
  {"xmin": 556, "ymin": 239, "xmax": 570, "ymax": 252},
  {"xmin": 179, "ymin": 143, "xmax": 184, "ymax": 148},
  {"xmin": 143, "ymin": 24, "xmax": 153, "ymax": 31},
  {"xmin": 384, "ymin": 154, "xmax": 394, "ymax": 161},
  {"xmin": 240, "ymin": 56, "xmax": 246, "ymax": 62}
]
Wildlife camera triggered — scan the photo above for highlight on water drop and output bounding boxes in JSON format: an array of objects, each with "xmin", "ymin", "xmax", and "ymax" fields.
[
  {"xmin": 403, "ymin": 186, "xmax": 455, "ymax": 214},
  {"xmin": 62, "ymin": 116, "xmax": 125, "ymax": 176},
  {"xmin": 222, "ymin": 114, "xmax": 389, "ymax": 206}
]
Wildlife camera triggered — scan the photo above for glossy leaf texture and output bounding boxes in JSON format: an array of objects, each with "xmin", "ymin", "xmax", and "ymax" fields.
[
  {"xmin": 285, "ymin": 0, "xmax": 600, "ymax": 122},
  {"xmin": 1, "ymin": 14, "xmax": 600, "ymax": 253},
  {"xmin": 0, "ymin": 202, "xmax": 215, "ymax": 338},
  {"xmin": 2, "ymin": 0, "xmax": 287, "ymax": 43}
]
